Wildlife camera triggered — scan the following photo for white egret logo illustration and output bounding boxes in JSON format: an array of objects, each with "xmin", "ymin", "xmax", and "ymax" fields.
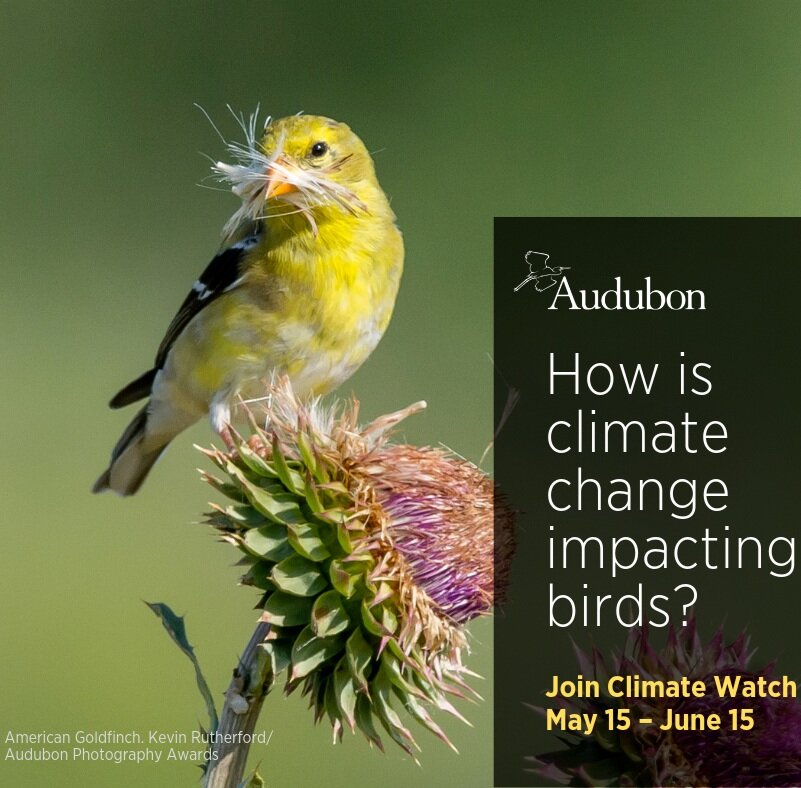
[{"xmin": 514, "ymin": 251, "xmax": 570, "ymax": 293}]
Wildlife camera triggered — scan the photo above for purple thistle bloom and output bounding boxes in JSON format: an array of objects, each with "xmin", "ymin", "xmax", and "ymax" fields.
[
  {"xmin": 361, "ymin": 441, "xmax": 514, "ymax": 632},
  {"xmin": 381, "ymin": 491, "xmax": 491, "ymax": 624},
  {"xmin": 203, "ymin": 379, "xmax": 516, "ymax": 755},
  {"xmin": 663, "ymin": 669, "xmax": 801, "ymax": 786}
]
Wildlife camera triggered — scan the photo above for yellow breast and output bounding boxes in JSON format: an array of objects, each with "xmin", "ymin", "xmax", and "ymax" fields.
[{"xmin": 163, "ymin": 196, "xmax": 403, "ymax": 410}]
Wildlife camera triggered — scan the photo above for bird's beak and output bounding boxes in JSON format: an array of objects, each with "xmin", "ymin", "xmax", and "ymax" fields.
[{"xmin": 265, "ymin": 157, "xmax": 298, "ymax": 199}]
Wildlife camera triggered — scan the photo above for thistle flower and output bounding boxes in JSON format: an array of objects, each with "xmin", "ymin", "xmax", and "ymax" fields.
[
  {"xmin": 531, "ymin": 619, "xmax": 801, "ymax": 787},
  {"xmin": 201, "ymin": 380, "xmax": 513, "ymax": 757}
]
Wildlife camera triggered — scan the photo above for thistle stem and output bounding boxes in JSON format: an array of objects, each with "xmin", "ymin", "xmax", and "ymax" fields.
[{"xmin": 203, "ymin": 620, "xmax": 272, "ymax": 788}]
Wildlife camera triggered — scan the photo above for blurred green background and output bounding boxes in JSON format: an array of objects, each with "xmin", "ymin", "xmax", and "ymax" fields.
[{"xmin": 3, "ymin": 2, "xmax": 801, "ymax": 786}]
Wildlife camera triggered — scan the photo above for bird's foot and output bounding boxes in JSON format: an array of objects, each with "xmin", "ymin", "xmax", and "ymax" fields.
[{"xmin": 220, "ymin": 424, "xmax": 238, "ymax": 453}]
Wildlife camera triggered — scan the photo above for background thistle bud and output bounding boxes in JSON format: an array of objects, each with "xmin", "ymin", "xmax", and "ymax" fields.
[
  {"xmin": 201, "ymin": 380, "xmax": 514, "ymax": 757},
  {"xmin": 531, "ymin": 618, "xmax": 801, "ymax": 787}
]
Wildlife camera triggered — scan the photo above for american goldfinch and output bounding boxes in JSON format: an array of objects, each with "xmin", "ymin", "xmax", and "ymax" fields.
[{"xmin": 94, "ymin": 113, "xmax": 403, "ymax": 495}]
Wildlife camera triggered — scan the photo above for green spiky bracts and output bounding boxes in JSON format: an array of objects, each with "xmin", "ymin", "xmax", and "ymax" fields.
[{"xmin": 202, "ymin": 381, "xmax": 514, "ymax": 757}]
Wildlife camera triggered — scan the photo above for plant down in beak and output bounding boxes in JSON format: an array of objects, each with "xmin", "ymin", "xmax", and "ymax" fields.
[{"xmin": 210, "ymin": 108, "xmax": 366, "ymax": 239}]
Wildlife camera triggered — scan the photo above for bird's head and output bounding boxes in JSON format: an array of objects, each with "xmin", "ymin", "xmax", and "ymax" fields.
[{"xmin": 213, "ymin": 112, "xmax": 385, "ymax": 239}]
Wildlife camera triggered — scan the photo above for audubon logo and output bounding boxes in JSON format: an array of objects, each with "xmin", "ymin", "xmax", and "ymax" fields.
[
  {"xmin": 514, "ymin": 251, "xmax": 706, "ymax": 311},
  {"xmin": 549, "ymin": 276, "xmax": 706, "ymax": 311}
]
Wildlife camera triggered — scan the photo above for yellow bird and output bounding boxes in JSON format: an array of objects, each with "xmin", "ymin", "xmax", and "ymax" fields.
[{"xmin": 94, "ymin": 113, "xmax": 403, "ymax": 495}]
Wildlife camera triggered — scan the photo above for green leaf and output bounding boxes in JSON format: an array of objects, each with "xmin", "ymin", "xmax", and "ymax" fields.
[
  {"xmin": 290, "ymin": 625, "xmax": 344, "ymax": 680},
  {"xmin": 204, "ymin": 509, "xmax": 236, "ymax": 531},
  {"xmin": 240, "ymin": 563, "xmax": 276, "ymax": 591},
  {"xmin": 308, "ymin": 670, "xmax": 327, "ymax": 721},
  {"xmin": 297, "ymin": 431, "xmax": 330, "ymax": 483},
  {"xmin": 386, "ymin": 636, "xmax": 408, "ymax": 664},
  {"xmin": 146, "ymin": 602, "xmax": 218, "ymax": 733},
  {"xmin": 335, "ymin": 521, "xmax": 353, "ymax": 554},
  {"xmin": 261, "ymin": 591, "xmax": 314, "ymax": 627},
  {"xmin": 346, "ymin": 627, "xmax": 374, "ymax": 692},
  {"xmin": 381, "ymin": 606, "xmax": 398, "ymax": 634},
  {"xmin": 236, "ymin": 441, "xmax": 280, "ymax": 480},
  {"xmin": 203, "ymin": 474, "xmax": 247, "ymax": 502},
  {"xmin": 296, "ymin": 431, "xmax": 318, "ymax": 476},
  {"xmin": 261, "ymin": 638, "xmax": 292, "ymax": 676},
  {"xmin": 286, "ymin": 521, "xmax": 330, "ymax": 562},
  {"xmin": 302, "ymin": 475, "xmax": 325, "ymax": 514},
  {"xmin": 324, "ymin": 677, "xmax": 341, "ymax": 733},
  {"xmin": 381, "ymin": 651, "xmax": 425, "ymax": 700},
  {"xmin": 223, "ymin": 459, "xmax": 283, "ymax": 493},
  {"xmin": 371, "ymin": 580, "xmax": 394, "ymax": 605},
  {"xmin": 311, "ymin": 590, "xmax": 350, "ymax": 637},
  {"xmin": 243, "ymin": 522, "xmax": 293, "ymax": 562},
  {"xmin": 361, "ymin": 600, "xmax": 383, "ymax": 637},
  {"xmin": 593, "ymin": 719, "xmax": 621, "ymax": 753},
  {"xmin": 271, "ymin": 436, "xmax": 306, "ymax": 495},
  {"xmin": 199, "ymin": 445, "xmax": 228, "ymax": 471},
  {"xmin": 312, "ymin": 506, "xmax": 348, "ymax": 527},
  {"xmin": 373, "ymin": 664, "xmax": 419, "ymax": 757},
  {"xmin": 354, "ymin": 693, "xmax": 383, "ymax": 750},
  {"xmin": 332, "ymin": 657, "xmax": 358, "ymax": 731},
  {"xmin": 271, "ymin": 555, "xmax": 328, "ymax": 597},
  {"xmin": 223, "ymin": 504, "xmax": 268, "ymax": 528},
  {"xmin": 242, "ymin": 480, "xmax": 307, "ymax": 526},
  {"xmin": 391, "ymin": 683, "xmax": 457, "ymax": 752},
  {"xmin": 329, "ymin": 559, "xmax": 363, "ymax": 599}
]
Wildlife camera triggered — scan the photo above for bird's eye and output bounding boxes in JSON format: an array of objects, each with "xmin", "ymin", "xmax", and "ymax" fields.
[{"xmin": 310, "ymin": 141, "xmax": 329, "ymax": 158}]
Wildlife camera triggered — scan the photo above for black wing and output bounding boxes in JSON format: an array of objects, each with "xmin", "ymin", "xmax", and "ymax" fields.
[{"xmin": 108, "ymin": 235, "xmax": 259, "ymax": 409}]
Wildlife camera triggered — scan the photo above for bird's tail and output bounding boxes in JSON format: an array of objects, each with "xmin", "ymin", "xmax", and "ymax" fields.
[{"xmin": 92, "ymin": 406, "xmax": 168, "ymax": 496}]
